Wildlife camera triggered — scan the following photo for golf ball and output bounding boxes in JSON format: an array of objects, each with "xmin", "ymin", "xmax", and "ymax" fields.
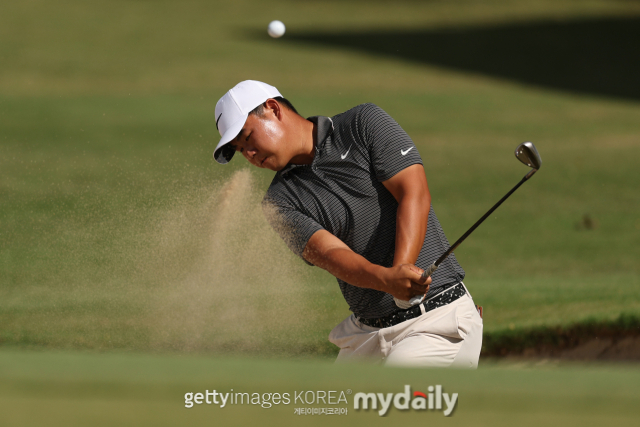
[{"xmin": 268, "ymin": 20, "xmax": 286, "ymax": 38}]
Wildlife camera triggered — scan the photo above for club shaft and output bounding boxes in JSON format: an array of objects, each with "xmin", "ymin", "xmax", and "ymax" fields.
[{"xmin": 434, "ymin": 169, "xmax": 537, "ymax": 268}]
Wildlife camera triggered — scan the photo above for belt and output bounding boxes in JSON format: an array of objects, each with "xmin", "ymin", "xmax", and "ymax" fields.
[{"xmin": 357, "ymin": 282, "xmax": 467, "ymax": 329}]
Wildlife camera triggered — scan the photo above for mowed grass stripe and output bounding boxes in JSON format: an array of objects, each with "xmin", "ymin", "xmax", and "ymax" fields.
[{"xmin": 1, "ymin": 349, "xmax": 640, "ymax": 427}]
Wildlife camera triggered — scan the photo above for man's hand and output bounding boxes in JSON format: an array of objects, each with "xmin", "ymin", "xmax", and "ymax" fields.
[{"xmin": 380, "ymin": 264, "xmax": 431, "ymax": 301}]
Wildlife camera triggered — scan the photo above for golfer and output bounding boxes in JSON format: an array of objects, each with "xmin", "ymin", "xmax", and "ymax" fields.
[{"xmin": 214, "ymin": 80, "xmax": 483, "ymax": 368}]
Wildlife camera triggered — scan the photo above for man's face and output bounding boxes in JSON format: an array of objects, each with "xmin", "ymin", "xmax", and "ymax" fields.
[{"xmin": 230, "ymin": 109, "xmax": 290, "ymax": 171}]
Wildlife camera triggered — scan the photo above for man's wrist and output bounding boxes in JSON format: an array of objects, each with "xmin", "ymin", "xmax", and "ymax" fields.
[{"xmin": 366, "ymin": 263, "xmax": 388, "ymax": 292}]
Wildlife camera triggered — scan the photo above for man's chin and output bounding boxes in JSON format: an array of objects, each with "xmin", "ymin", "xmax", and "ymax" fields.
[
  {"xmin": 258, "ymin": 163, "xmax": 280, "ymax": 172},
  {"xmin": 265, "ymin": 158, "xmax": 284, "ymax": 171}
]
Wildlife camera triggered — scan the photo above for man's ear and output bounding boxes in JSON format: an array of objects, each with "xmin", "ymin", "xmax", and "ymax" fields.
[{"xmin": 263, "ymin": 98, "xmax": 283, "ymax": 121}]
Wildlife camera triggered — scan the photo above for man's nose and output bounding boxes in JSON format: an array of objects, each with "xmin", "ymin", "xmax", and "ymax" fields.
[{"xmin": 243, "ymin": 145, "xmax": 258, "ymax": 160}]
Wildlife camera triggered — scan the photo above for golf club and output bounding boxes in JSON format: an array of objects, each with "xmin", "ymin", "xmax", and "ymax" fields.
[{"xmin": 395, "ymin": 141, "xmax": 542, "ymax": 309}]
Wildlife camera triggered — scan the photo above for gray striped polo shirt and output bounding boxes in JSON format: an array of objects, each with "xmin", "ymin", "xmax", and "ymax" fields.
[{"xmin": 262, "ymin": 103, "xmax": 465, "ymax": 319}]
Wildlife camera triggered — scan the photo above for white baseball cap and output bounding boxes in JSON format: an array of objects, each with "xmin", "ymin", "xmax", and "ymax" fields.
[{"xmin": 214, "ymin": 80, "xmax": 283, "ymax": 164}]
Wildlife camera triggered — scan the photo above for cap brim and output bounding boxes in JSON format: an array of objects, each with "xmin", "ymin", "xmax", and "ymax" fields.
[{"xmin": 213, "ymin": 114, "xmax": 247, "ymax": 164}]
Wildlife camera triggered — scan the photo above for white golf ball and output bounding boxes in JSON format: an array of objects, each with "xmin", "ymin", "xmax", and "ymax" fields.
[{"xmin": 268, "ymin": 20, "xmax": 286, "ymax": 38}]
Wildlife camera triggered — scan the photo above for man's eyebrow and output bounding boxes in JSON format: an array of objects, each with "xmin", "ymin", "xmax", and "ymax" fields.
[
  {"xmin": 232, "ymin": 128, "xmax": 246, "ymax": 142},
  {"xmin": 228, "ymin": 129, "xmax": 246, "ymax": 150}
]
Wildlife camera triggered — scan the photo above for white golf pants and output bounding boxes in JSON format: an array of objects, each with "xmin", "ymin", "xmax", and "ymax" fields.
[{"xmin": 328, "ymin": 286, "xmax": 483, "ymax": 368}]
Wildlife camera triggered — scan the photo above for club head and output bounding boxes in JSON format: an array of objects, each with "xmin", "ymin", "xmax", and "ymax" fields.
[{"xmin": 515, "ymin": 141, "xmax": 542, "ymax": 170}]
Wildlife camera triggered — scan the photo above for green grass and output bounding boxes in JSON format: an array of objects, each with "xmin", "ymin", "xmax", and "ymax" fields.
[{"xmin": 1, "ymin": 0, "xmax": 640, "ymax": 356}]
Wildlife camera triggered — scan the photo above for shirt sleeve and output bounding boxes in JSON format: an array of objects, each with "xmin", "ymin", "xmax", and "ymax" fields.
[
  {"xmin": 261, "ymin": 195, "xmax": 324, "ymax": 265},
  {"xmin": 357, "ymin": 103, "xmax": 423, "ymax": 182}
]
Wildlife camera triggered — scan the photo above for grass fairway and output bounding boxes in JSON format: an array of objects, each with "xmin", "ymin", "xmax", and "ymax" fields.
[
  {"xmin": 1, "ymin": 348, "xmax": 640, "ymax": 427},
  {"xmin": 1, "ymin": 0, "xmax": 639, "ymax": 357}
]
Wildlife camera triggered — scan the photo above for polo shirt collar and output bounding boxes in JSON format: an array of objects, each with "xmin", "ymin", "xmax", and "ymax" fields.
[
  {"xmin": 279, "ymin": 116, "xmax": 333, "ymax": 175},
  {"xmin": 307, "ymin": 115, "xmax": 334, "ymax": 151}
]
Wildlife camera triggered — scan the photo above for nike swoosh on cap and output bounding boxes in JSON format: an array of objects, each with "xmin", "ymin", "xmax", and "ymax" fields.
[
  {"xmin": 216, "ymin": 113, "xmax": 222, "ymax": 131},
  {"xmin": 401, "ymin": 147, "xmax": 414, "ymax": 155},
  {"xmin": 341, "ymin": 145, "xmax": 352, "ymax": 160}
]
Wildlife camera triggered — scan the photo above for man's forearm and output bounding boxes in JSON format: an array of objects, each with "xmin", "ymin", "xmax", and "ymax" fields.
[
  {"xmin": 303, "ymin": 239, "xmax": 386, "ymax": 291},
  {"xmin": 393, "ymin": 193, "xmax": 430, "ymax": 266},
  {"xmin": 303, "ymin": 229, "xmax": 431, "ymax": 301},
  {"xmin": 381, "ymin": 164, "xmax": 431, "ymax": 267}
]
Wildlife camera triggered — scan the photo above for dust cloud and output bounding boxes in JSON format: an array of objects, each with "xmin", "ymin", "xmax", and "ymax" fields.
[{"xmin": 139, "ymin": 169, "xmax": 321, "ymax": 354}]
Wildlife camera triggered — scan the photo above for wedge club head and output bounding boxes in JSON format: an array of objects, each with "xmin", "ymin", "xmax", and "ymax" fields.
[{"xmin": 515, "ymin": 141, "xmax": 542, "ymax": 170}]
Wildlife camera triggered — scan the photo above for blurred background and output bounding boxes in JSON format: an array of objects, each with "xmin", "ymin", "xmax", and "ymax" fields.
[{"xmin": 1, "ymin": 1, "xmax": 639, "ymax": 426}]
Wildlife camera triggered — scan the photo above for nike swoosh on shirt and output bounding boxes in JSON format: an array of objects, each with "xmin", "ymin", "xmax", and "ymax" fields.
[
  {"xmin": 401, "ymin": 147, "xmax": 414, "ymax": 155},
  {"xmin": 341, "ymin": 145, "xmax": 352, "ymax": 160}
]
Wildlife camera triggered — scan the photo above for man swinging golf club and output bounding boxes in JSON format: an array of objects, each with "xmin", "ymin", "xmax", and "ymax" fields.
[{"xmin": 213, "ymin": 80, "xmax": 483, "ymax": 367}]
